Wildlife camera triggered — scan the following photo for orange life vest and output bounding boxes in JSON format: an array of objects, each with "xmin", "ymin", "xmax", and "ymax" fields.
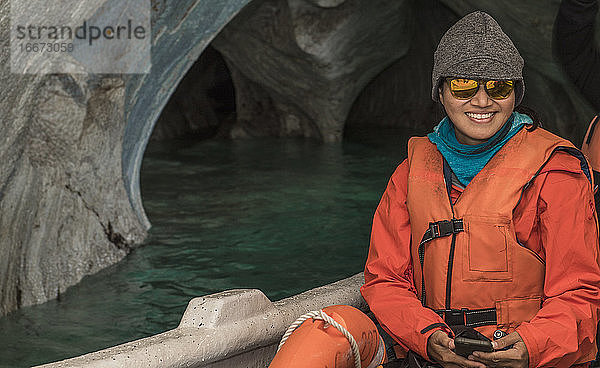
[{"xmin": 405, "ymin": 127, "xmax": 592, "ymax": 343}]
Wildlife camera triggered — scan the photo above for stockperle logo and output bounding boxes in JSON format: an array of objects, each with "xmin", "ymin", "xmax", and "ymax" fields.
[{"xmin": 11, "ymin": 0, "xmax": 151, "ymax": 74}]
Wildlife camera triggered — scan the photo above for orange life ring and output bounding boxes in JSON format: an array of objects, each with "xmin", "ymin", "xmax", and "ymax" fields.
[{"xmin": 269, "ymin": 305, "xmax": 386, "ymax": 368}]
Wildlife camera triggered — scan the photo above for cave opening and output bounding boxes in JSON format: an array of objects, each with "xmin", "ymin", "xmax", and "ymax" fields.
[{"xmin": 149, "ymin": 45, "xmax": 236, "ymax": 143}]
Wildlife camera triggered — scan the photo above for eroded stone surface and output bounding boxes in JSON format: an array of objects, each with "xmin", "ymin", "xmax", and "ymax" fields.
[
  {"xmin": 212, "ymin": 0, "xmax": 412, "ymax": 142},
  {"xmin": 0, "ymin": 0, "xmax": 252, "ymax": 315},
  {"xmin": 0, "ymin": 71, "xmax": 146, "ymax": 314}
]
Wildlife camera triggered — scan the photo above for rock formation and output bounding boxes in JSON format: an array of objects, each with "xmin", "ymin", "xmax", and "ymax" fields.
[
  {"xmin": 212, "ymin": 0, "xmax": 412, "ymax": 142},
  {"xmin": 0, "ymin": 72, "xmax": 146, "ymax": 314},
  {"xmin": 0, "ymin": 0, "xmax": 252, "ymax": 316}
]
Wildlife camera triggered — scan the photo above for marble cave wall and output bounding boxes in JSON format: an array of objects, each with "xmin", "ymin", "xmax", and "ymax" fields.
[
  {"xmin": 0, "ymin": 0, "xmax": 254, "ymax": 316},
  {"xmin": 0, "ymin": 0, "xmax": 597, "ymax": 315}
]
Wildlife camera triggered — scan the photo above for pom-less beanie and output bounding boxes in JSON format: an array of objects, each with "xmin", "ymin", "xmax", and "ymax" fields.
[{"xmin": 431, "ymin": 11, "xmax": 525, "ymax": 105}]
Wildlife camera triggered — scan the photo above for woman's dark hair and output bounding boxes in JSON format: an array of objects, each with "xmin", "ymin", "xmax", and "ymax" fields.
[{"xmin": 515, "ymin": 105, "xmax": 541, "ymax": 131}]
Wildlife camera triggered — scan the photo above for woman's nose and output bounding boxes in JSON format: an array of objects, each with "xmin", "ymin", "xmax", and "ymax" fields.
[{"xmin": 470, "ymin": 84, "xmax": 493, "ymax": 107}]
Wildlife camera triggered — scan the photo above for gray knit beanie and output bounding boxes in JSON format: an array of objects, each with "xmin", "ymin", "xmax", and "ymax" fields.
[{"xmin": 432, "ymin": 11, "xmax": 525, "ymax": 105}]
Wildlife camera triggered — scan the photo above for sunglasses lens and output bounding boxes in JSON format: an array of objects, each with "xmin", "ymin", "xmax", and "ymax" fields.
[
  {"xmin": 449, "ymin": 78, "xmax": 479, "ymax": 99},
  {"xmin": 485, "ymin": 80, "xmax": 514, "ymax": 99}
]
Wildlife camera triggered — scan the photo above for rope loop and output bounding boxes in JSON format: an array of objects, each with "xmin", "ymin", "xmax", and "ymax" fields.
[{"xmin": 277, "ymin": 309, "xmax": 362, "ymax": 368}]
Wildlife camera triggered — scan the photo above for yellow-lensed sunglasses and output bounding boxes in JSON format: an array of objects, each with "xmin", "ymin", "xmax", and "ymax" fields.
[{"xmin": 446, "ymin": 78, "xmax": 515, "ymax": 100}]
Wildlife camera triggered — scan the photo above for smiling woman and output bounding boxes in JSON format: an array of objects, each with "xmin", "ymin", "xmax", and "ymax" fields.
[{"xmin": 360, "ymin": 10, "xmax": 600, "ymax": 368}]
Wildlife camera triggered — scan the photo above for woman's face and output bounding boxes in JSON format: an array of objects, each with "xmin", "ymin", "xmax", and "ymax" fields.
[{"xmin": 439, "ymin": 81, "xmax": 515, "ymax": 145}]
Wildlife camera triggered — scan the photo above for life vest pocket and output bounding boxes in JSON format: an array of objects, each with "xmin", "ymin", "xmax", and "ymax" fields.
[
  {"xmin": 495, "ymin": 296, "xmax": 542, "ymax": 329},
  {"xmin": 462, "ymin": 216, "xmax": 513, "ymax": 282}
]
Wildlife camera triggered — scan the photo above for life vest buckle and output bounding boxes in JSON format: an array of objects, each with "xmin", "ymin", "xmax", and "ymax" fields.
[
  {"xmin": 428, "ymin": 219, "xmax": 464, "ymax": 240},
  {"xmin": 437, "ymin": 308, "xmax": 469, "ymax": 326}
]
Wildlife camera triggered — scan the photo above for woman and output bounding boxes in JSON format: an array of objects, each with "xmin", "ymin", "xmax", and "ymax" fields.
[{"xmin": 361, "ymin": 11, "xmax": 600, "ymax": 368}]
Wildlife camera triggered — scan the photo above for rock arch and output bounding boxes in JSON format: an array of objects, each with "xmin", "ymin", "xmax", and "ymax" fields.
[{"xmin": 123, "ymin": 0, "xmax": 254, "ymax": 230}]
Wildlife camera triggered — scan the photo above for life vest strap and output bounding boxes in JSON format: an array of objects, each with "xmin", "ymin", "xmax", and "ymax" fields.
[
  {"xmin": 435, "ymin": 308, "xmax": 497, "ymax": 328},
  {"xmin": 418, "ymin": 219, "xmax": 464, "ymax": 306},
  {"xmin": 420, "ymin": 219, "xmax": 464, "ymax": 246}
]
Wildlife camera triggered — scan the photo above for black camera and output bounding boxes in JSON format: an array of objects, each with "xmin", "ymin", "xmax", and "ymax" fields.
[{"xmin": 454, "ymin": 336, "xmax": 493, "ymax": 357}]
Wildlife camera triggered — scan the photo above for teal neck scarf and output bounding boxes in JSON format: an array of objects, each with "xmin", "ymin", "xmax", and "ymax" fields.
[{"xmin": 427, "ymin": 112, "xmax": 532, "ymax": 186}]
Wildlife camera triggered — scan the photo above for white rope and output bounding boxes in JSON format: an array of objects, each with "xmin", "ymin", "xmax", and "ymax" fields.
[{"xmin": 277, "ymin": 309, "xmax": 362, "ymax": 368}]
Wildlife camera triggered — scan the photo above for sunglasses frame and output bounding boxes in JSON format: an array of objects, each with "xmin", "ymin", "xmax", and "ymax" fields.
[{"xmin": 445, "ymin": 78, "xmax": 515, "ymax": 101}]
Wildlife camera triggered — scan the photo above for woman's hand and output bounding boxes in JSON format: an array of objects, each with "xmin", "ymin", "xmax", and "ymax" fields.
[
  {"xmin": 427, "ymin": 331, "xmax": 486, "ymax": 368},
  {"xmin": 470, "ymin": 332, "xmax": 529, "ymax": 368}
]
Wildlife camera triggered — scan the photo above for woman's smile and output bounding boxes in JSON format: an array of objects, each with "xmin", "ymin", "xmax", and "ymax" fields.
[{"xmin": 465, "ymin": 111, "xmax": 496, "ymax": 123}]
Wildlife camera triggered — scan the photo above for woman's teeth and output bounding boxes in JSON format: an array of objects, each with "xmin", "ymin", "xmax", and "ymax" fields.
[{"xmin": 466, "ymin": 112, "xmax": 494, "ymax": 119}]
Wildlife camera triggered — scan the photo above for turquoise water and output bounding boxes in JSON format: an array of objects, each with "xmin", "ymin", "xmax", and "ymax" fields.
[{"xmin": 0, "ymin": 129, "xmax": 417, "ymax": 367}]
